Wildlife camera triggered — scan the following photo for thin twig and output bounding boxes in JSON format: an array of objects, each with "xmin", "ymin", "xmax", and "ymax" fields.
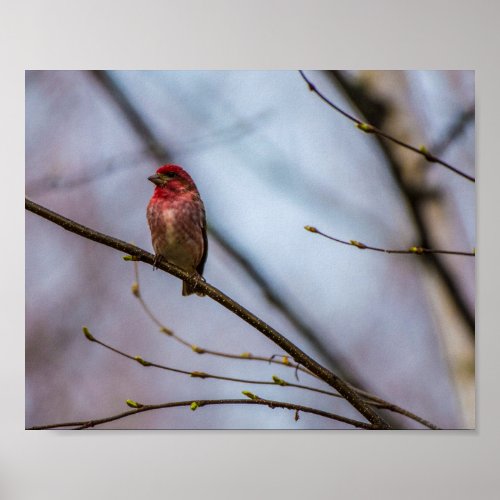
[
  {"xmin": 305, "ymin": 226, "xmax": 475, "ymax": 257},
  {"xmin": 354, "ymin": 392, "xmax": 439, "ymax": 430},
  {"xmin": 27, "ymin": 397, "xmax": 374, "ymax": 430},
  {"xmin": 328, "ymin": 70, "xmax": 475, "ymax": 338},
  {"xmin": 132, "ymin": 261, "xmax": 316, "ymax": 380},
  {"xmin": 299, "ymin": 70, "xmax": 475, "ymax": 183},
  {"xmin": 81, "ymin": 327, "xmax": 342, "ymax": 398},
  {"xmin": 25, "ymin": 197, "xmax": 390, "ymax": 429},
  {"xmin": 82, "ymin": 327, "xmax": 439, "ymax": 429},
  {"xmin": 130, "ymin": 264, "xmax": 439, "ymax": 429}
]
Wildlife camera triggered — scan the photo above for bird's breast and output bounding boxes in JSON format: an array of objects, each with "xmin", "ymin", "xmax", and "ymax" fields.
[{"xmin": 147, "ymin": 199, "xmax": 204, "ymax": 272}]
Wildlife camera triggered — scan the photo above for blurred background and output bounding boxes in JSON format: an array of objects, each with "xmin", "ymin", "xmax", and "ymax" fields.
[{"xmin": 25, "ymin": 70, "xmax": 475, "ymax": 429}]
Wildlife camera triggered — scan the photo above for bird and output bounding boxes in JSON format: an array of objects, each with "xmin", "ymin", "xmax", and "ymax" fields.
[{"xmin": 147, "ymin": 164, "xmax": 207, "ymax": 296}]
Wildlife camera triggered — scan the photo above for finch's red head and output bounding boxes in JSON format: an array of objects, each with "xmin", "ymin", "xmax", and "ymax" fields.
[{"xmin": 148, "ymin": 164, "xmax": 197, "ymax": 192}]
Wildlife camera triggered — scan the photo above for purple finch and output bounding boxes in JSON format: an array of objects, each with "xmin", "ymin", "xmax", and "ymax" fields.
[{"xmin": 147, "ymin": 164, "xmax": 207, "ymax": 296}]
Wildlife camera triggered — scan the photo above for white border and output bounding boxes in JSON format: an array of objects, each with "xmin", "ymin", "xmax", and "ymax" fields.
[{"xmin": 2, "ymin": 1, "xmax": 498, "ymax": 498}]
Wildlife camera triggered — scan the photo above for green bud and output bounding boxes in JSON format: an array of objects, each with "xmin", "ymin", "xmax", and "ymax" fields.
[
  {"xmin": 356, "ymin": 122, "xmax": 375, "ymax": 133},
  {"xmin": 272, "ymin": 375, "xmax": 287, "ymax": 386},
  {"xmin": 126, "ymin": 399, "xmax": 143, "ymax": 409},
  {"xmin": 409, "ymin": 246, "xmax": 424, "ymax": 254},
  {"xmin": 131, "ymin": 282, "xmax": 140, "ymax": 297},
  {"xmin": 82, "ymin": 326, "xmax": 95, "ymax": 342},
  {"xmin": 190, "ymin": 402, "xmax": 199, "ymax": 411},
  {"xmin": 304, "ymin": 225, "xmax": 318, "ymax": 233},
  {"xmin": 350, "ymin": 240, "xmax": 367, "ymax": 249},
  {"xmin": 134, "ymin": 356, "xmax": 151, "ymax": 367},
  {"xmin": 242, "ymin": 390, "xmax": 259, "ymax": 400},
  {"xmin": 418, "ymin": 145, "xmax": 436, "ymax": 161},
  {"xmin": 122, "ymin": 255, "xmax": 140, "ymax": 261},
  {"xmin": 190, "ymin": 371, "xmax": 208, "ymax": 378}
]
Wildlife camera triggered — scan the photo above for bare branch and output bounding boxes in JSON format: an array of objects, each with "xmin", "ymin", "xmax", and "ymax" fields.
[
  {"xmin": 82, "ymin": 326, "xmax": 440, "ymax": 429},
  {"xmin": 328, "ymin": 70, "xmax": 475, "ymax": 338},
  {"xmin": 131, "ymin": 261, "xmax": 317, "ymax": 379},
  {"xmin": 299, "ymin": 70, "xmax": 475, "ymax": 182},
  {"xmin": 81, "ymin": 326, "xmax": 342, "ymax": 398},
  {"xmin": 305, "ymin": 226, "xmax": 475, "ymax": 257},
  {"xmin": 27, "ymin": 397, "xmax": 374, "ymax": 430},
  {"xmin": 130, "ymin": 264, "xmax": 439, "ymax": 429},
  {"xmin": 355, "ymin": 392, "xmax": 439, "ymax": 430},
  {"xmin": 25, "ymin": 197, "xmax": 390, "ymax": 429}
]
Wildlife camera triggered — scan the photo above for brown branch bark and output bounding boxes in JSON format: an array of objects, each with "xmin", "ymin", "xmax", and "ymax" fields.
[
  {"xmin": 27, "ymin": 398, "xmax": 374, "ymax": 430},
  {"xmin": 82, "ymin": 327, "xmax": 346, "ymax": 398},
  {"xmin": 305, "ymin": 226, "xmax": 475, "ymax": 257},
  {"xmin": 82, "ymin": 326, "xmax": 439, "ymax": 429},
  {"xmin": 327, "ymin": 70, "xmax": 475, "ymax": 338},
  {"xmin": 26, "ymin": 197, "xmax": 390, "ymax": 429},
  {"xmin": 299, "ymin": 70, "xmax": 475, "ymax": 182}
]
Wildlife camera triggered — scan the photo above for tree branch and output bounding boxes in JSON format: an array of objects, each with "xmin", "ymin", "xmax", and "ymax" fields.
[
  {"xmin": 27, "ymin": 397, "xmax": 374, "ymax": 430},
  {"xmin": 81, "ymin": 326, "xmax": 439, "ymax": 429},
  {"xmin": 328, "ymin": 70, "xmax": 475, "ymax": 338},
  {"xmin": 25, "ymin": 197, "xmax": 390, "ymax": 429},
  {"xmin": 299, "ymin": 70, "xmax": 475, "ymax": 182},
  {"xmin": 305, "ymin": 226, "xmax": 475, "ymax": 257},
  {"xmin": 81, "ymin": 326, "xmax": 344, "ymax": 399},
  {"xmin": 129, "ymin": 263, "xmax": 439, "ymax": 428},
  {"xmin": 131, "ymin": 260, "xmax": 317, "ymax": 380}
]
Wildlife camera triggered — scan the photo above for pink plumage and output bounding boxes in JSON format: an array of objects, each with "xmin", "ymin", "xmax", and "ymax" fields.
[{"xmin": 147, "ymin": 164, "xmax": 207, "ymax": 296}]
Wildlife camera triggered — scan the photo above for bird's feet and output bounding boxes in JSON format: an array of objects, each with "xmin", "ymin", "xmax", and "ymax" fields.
[{"xmin": 153, "ymin": 254, "xmax": 163, "ymax": 270}]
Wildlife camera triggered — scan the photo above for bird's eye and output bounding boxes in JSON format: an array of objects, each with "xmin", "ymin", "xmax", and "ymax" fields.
[{"xmin": 165, "ymin": 172, "xmax": 177, "ymax": 179}]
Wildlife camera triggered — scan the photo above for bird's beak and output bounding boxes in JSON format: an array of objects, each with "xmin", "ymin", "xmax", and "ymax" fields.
[{"xmin": 148, "ymin": 174, "xmax": 163, "ymax": 186}]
